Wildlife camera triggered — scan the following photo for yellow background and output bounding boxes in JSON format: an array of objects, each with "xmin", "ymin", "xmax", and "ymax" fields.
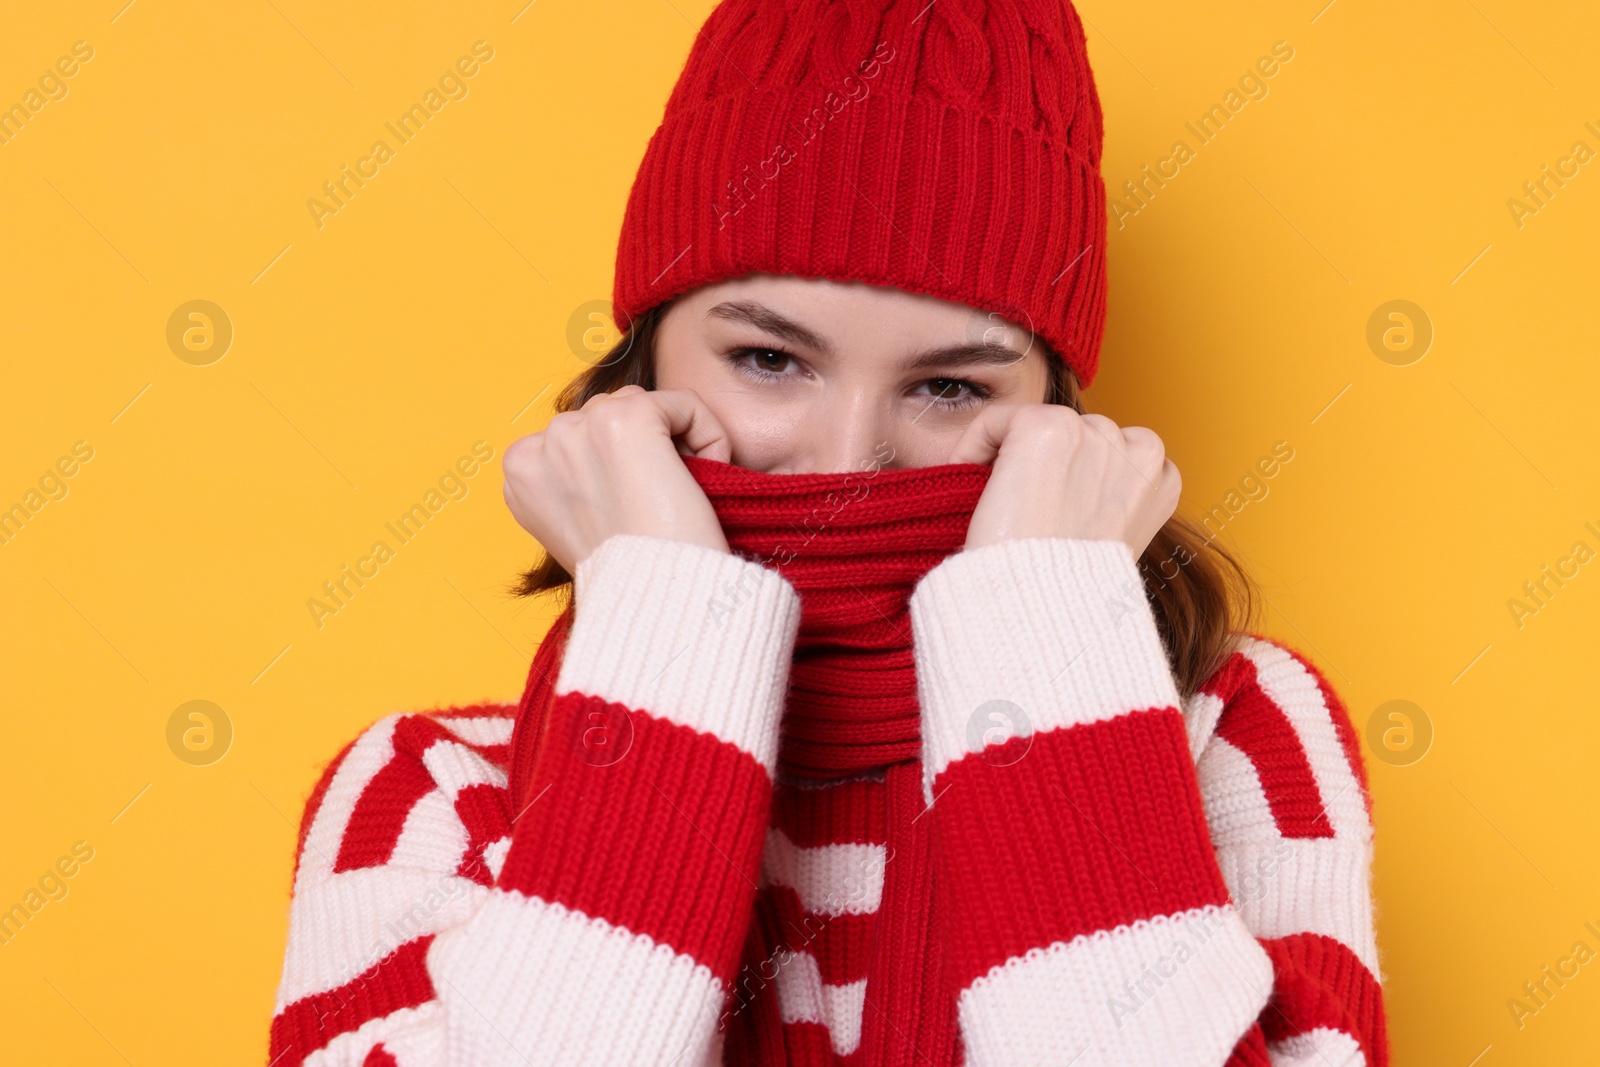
[{"xmin": 1, "ymin": 1, "xmax": 1595, "ymax": 1063}]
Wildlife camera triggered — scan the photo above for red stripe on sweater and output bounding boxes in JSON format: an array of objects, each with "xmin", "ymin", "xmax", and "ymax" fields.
[
  {"xmin": 333, "ymin": 744, "xmax": 436, "ymax": 872},
  {"xmin": 1224, "ymin": 1020, "xmax": 1272, "ymax": 1066},
  {"xmin": 1258, "ymin": 932, "xmax": 1388, "ymax": 1066},
  {"xmin": 333, "ymin": 715, "xmax": 480, "ymax": 873},
  {"xmin": 1196, "ymin": 644, "xmax": 1254, "ymax": 703},
  {"xmin": 430, "ymin": 702, "xmax": 515, "ymax": 767},
  {"xmin": 755, "ymin": 883, "xmax": 875, "ymax": 985},
  {"xmin": 1213, "ymin": 656, "xmax": 1335, "ymax": 839},
  {"xmin": 1273, "ymin": 640, "xmax": 1374, "ymax": 822},
  {"xmin": 723, "ymin": 907, "xmax": 851, "ymax": 1064},
  {"xmin": 770, "ymin": 775, "xmax": 887, "ymax": 848},
  {"xmin": 722, "ymin": 913, "xmax": 789, "ymax": 1053},
  {"xmin": 431, "ymin": 702, "xmax": 516, "ymax": 722},
  {"xmin": 362, "ymin": 1045, "xmax": 399, "ymax": 1066},
  {"xmin": 507, "ymin": 605, "xmax": 575, "ymax": 813},
  {"xmin": 268, "ymin": 935, "xmax": 436, "ymax": 1065},
  {"xmin": 723, "ymin": 992, "xmax": 841, "ymax": 1065},
  {"xmin": 930, "ymin": 707, "xmax": 1234, "ymax": 991},
  {"xmin": 476, "ymin": 742, "xmax": 511, "ymax": 767},
  {"xmin": 453, "ymin": 780, "xmax": 513, "ymax": 885},
  {"xmin": 495, "ymin": 691, "xmax": 773, "ymax": 984}
]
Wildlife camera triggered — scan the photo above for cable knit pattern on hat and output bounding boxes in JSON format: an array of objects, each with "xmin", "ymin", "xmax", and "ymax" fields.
[
  {"xmin": 612, "ymin": 0, "xmax": 1111, "ymax": 385},
  {"xmin": 265, "ymin": 458, "xmax": 1388, "ymax": 1066}
]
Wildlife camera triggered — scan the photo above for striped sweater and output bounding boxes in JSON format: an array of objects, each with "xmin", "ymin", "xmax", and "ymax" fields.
[{"xmin": 268, "ymin": 530, "xmax": 1387, "ymax": 1065}]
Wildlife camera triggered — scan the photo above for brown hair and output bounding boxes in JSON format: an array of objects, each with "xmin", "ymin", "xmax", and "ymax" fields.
[{"xmin": 509, "ymin": 300, "xmax": 1262, "ymax": 701}]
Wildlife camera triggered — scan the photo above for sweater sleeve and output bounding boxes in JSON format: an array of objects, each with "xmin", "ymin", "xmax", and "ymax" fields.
[
  {"xmin": 267, "ymin": 533, "xmax": 802, "ymax": 1067},
  {"xmin": 1189, "ymin": 634, "xmax": 1388, "ymax": 1066},
  {"xmin": 908, "ymin": 537, "xmax": 1385, "ymax": 1066}
]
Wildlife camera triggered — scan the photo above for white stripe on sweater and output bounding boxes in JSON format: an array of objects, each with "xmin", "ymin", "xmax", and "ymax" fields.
[
  {"xmin": 482, "ymin": 835, "xmax": 512, "ymax": 881},
  {"xmin": 389, "ymin": 787, "xmax": 472, "ymax": 873},
  {"xmin": 1180, "ymin": 687, "xmax": 1227, "ymax": 763},
  {"xmin": 1268, "ymin": 1026, "xmax": 1365, "ymax": 1066},
  {"xmin": 956, "ymin": 903, "xmax": 1273, "ymax": 1067},
  {"xmin": 294, "ymin": 714, "xmax": 404, "ymax": 889},
  {"xmin": 1196, "ymin": 737, "xmax": 1283, "ymax": 848},
  {"xmin": 436, "ymin": 714, "xmax": 515, "ymax": 748},
  {"xmin": 420, "ymin": 737, "xmax": 510, "ymax": 796},
  {"xmin": 760, "ymin": 828, "xmax": 886, "ymax": 917},
  {"xmin": 279, "ymin": 724, "xmax": 509, "ymax": 1007},
  {"xmin": 301, "ymin": 1002, "xmax": 445, "ymax": 1067},
  {"xmin": 558, "ymin": 534, "xmax": 801, "ymax": 776},
  {"xmin": 1198, "ymin": 738, "xmax": 1381, "ymax": 979},
  {"xmin": 1237, "ymin": 638, "xmax": 1368, "ymax": 841},
  {"xmin": 773, "ymin": 949, "xmax": 868, "ymax": 1056},
  {"xmin": 1214, "ymin": 839, "xmax": 1381, "ymax": 980},
  {"xmin": 380, "ymin": 739, "xmax": 511, "ymax": 872},
  {"xmin": 428, "ymin": 889, "xmax": 725, "ymax": 1066},
  {"xmin": 909, "ymin": 538, "xmax": 1184, "ymax": 806},
  {"xmin": 275, "ymin": 866, "xmax": 490, "ymax": 1010}
]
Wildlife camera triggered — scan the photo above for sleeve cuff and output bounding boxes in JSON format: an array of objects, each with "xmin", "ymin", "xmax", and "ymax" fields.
[
  {"xmin": 909, "ymin": 537, "xmax": 1183, "ymax": 794},
  {"xmin": 557, "ymin": 533, "xmax": 801, "ymax": 775}
]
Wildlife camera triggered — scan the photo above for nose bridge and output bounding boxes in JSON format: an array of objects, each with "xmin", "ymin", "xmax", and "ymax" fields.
[{"xmin": 799, "ymin": 380, "xmax": 892, "ymax": 475}]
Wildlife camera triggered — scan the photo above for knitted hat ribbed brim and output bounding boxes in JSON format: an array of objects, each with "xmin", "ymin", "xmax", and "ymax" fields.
[{"xmin": 612, "ymin": 0, "xmax": 1109, "ymax": 386}]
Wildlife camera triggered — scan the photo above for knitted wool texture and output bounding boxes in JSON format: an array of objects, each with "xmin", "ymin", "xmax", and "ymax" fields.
[
  {"xmin": 508, "ymin": 456, "xmax": 997, "ymax": 1062},
  {"xmin": 270, "ymin": 457, "xmax": 1389, "ymax": 1063},
  {"xmin": 610, "ymin": 0, "xmax": 1111, "ymax": 386}
]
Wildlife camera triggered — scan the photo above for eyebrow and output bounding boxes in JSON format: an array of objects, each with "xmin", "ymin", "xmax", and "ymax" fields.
[
  {"xmin": 704, "ymin": 300, "xmax": 1031, "ymax": 371},
  {"xmin": 706, "ymin": 301, "xmax": 831, "ymax": 353}
]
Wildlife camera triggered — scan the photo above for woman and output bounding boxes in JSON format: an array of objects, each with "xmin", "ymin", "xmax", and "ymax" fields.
[{"xmin": 266, "ymin": 1, "xmax": 1387, "ymax": 1064}]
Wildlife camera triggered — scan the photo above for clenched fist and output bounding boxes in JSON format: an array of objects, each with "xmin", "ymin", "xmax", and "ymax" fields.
[
  {"xmin": 501, "ymin": 385, "xmax": 733, "ymax": 574},
  {"xmin": 948, "ymin": 404, "xmax": 1181, "ymax": 559}
]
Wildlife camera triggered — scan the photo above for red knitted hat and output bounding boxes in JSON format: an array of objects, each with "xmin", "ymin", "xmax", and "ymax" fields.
[{"xmin": 612, "ymin": 0, "xmax": 1110, "ymax": 387}]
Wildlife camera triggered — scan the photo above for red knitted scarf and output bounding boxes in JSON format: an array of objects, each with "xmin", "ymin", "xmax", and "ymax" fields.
[{"xmin": 508, "ymin": 453, "xmax": 995, "ymax": 1064}]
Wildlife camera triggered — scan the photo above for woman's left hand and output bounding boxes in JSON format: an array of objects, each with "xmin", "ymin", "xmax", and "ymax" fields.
[{"xmin": 947, "ymin": 403, "xmax": 1181, "ymax": 559}]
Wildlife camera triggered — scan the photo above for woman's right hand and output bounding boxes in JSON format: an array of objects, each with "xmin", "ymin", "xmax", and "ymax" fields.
[{"xmin": 502, "ymin": 385, "xmax": 735, "ymax": 575}]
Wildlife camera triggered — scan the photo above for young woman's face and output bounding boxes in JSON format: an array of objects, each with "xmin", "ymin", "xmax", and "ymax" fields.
[{"xmin": 653, "ymin": 273, "xmax": 1051, "ymax": 473}]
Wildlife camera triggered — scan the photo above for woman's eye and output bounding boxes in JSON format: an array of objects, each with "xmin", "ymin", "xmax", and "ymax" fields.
[
  {"xmin": 920, "ymin": 378, "xmax": 991, "ymax": 410},
  {"xmin": 728, "ymin": 347, "xmax": 797, "ymax": 378},
  {"xmin": 727, "ymin": 349, "xmax": 991, "ymax": 411}
]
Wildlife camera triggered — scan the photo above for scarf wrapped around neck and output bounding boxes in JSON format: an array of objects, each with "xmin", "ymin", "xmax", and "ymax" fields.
[{"xmin": 508, "ymin": 453, "xmax": 995, "ymax": 1065}]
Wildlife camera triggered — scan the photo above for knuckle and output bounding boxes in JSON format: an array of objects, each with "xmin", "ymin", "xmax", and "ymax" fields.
[
  {"xmin": 589, "ymin": 401, "xmax": 633, "ymax": 434},
  {"xmin": 502, "ymin": 435, "xmax": 540, "ymax": 471},
  {"xmin": 1018, "ymin": 404, "xmax": 1077, "ymax": 438},
  {"xmin": 1122, "ymin": 424, "xmax": 1161, "ymax": 449},
  {"xmin": 1124, "ymin": 428, "xmax": 1166, "ymax": 465}
]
